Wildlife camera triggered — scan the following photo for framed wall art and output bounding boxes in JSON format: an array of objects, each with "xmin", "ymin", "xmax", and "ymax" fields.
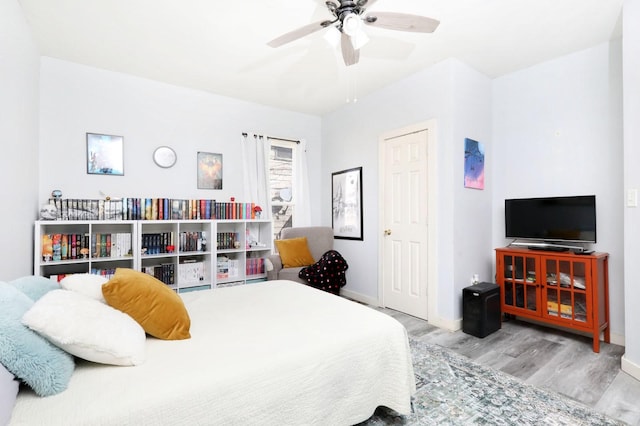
[
  {"xmin": 464, "ymin": 137, "xmax": 485, "ymax": 189},
  {"xmin": 332, "ymin": 166, "xmax": 363, "ymax": 240},
  {"xmin": 86, "ymin": 133, "xmax": 124, "ymax": 176},
  {"xmin": 197, "ymin": 152, "xmax": 223, "ymax": 189}
]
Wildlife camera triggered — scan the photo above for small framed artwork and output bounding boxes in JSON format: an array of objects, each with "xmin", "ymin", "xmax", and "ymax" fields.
[
  {"xmin": 197, "ymin": 152, "xmax": 223, "ymax": 189},
  {"xmin": 87, "ymin": 133, "xmax": 124, "ymax": 176},
  {"xmin": 464, "ymin": 138, "xmax": 485, "ymax": 189},
  {"xmin": 332, "ymin": 166, "xmax": 363, "ymax": 240}
]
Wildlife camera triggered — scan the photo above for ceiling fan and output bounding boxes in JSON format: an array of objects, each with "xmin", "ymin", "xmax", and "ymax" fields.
[{"xmin": 267, "ymin": 0, "xmax": 440, "ymax": 66}]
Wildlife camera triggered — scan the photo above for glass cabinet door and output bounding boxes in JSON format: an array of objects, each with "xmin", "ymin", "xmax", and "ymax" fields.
[
  {"xmin": 502, "ymin": 254, "xmax": 539, "ymax": 312},
  {"xmin": 542, "ymin": 257, "xmax": 589, "ymax": 324}
]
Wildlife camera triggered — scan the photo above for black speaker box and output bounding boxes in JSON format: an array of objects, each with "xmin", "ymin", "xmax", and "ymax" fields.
[{"xmin": 462, "ymin": 282, "xmax": 501, "ymax": 338}]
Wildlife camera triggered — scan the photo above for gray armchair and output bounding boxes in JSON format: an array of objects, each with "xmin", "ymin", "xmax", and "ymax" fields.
[{"xmin": 267, "ymin": 226, "xmax": 334, "ymax": 284}]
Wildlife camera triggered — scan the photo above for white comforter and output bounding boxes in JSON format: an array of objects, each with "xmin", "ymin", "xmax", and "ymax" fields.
[{"xmin": 11, "ymin": 280, "xmax": 415, "ymax": 425}]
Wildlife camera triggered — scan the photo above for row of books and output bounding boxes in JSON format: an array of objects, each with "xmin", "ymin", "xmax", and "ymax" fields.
[
  {"xmin": 42, "ymin": 233, "xmax": 132, "ymax": 261},
  {"xmin": 246, "ymin": 258, "xmax": 266, "ymax": 276},
  {"xmin": 217, "ymin": 232, "xmax": 239, "ymax": 250},
  {"xmin": 47, "ymin": 198, "xmax": 260, "ymax": 221},
  {"xmin": 143, "ymin": 263, "xmax": 175, "ymax": 286},
  {"xmin": 141, "ymin": 231, "xmax": 207, "ymax": 255}
]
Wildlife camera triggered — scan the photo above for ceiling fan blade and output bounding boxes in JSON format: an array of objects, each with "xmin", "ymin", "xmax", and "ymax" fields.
[
  {"xmin": 341, "ymin": 33, "xmax": 360, "ymax": 66},
  {"xmin": 267, "ymin": 20, "xmax": 330, "ymax": 48},
  {"xmin": 364, "ymin": 12, "xmax": 440, "ymax": 33},
  {"xmin": 357, "ymin": 0, "xmax": 380, "ymax": 8}
]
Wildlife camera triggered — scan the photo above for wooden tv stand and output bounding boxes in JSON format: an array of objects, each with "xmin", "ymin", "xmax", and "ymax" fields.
[{"xmin": 495, "ymin": 246, "xmax": 610, "ymax": 353}]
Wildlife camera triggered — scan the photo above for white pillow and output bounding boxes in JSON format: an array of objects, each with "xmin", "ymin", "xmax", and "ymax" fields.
[
  {"xmin": 22, "ymin": 289, "xmax": 146, "ymax": 366},
  {"xmin": 60, "ymin": 273, "xmax": 108, "ymax": 302}
]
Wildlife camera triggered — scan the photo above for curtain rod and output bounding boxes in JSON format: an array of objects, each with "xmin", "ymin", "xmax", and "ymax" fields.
[{"xmin": 242, "ymin": 133, "xmax": 300, "ymax": 144}]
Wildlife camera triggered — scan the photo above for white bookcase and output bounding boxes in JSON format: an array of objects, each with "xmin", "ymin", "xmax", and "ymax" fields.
[{"xmin": 34, "ymin": 219, "xmax": 273, "ymax": 292}]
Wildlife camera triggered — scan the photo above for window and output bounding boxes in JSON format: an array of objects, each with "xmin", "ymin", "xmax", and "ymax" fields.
[{"xmin": 269, "ymin": 139, "xmax": 298, "ymax": 240}]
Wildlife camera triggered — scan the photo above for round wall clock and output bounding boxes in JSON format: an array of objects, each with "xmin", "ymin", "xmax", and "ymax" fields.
[{"xmin": 153, "ymin": 146, "xmax": 177, "ymax": 168}]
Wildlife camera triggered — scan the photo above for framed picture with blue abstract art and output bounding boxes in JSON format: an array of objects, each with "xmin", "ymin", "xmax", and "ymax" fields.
[{"xmin": 464, "ymin": 138, "xmax": 484, "ymax": 189}]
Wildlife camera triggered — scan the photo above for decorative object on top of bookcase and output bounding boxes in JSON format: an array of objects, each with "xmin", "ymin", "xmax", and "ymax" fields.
[
  {"xmin": 35, "ymin": 219, "xmax": 273, "ymax": 294},
  {"xmin": 254, "ymin": 205, "xmax": 262, "ymax": 219},
  {"xmin": 87, "ymin": 133, "xmax": 124, "ymax": 176},
  {"xmin": 46, "ymin": 198, "xmax": 259, "ymax": 221},
  {"xmin": 39, "ymin": 203, "xmax": 57, "ymax": 220},
  {"xmin": 197, "ymin": 152, "xmax": 222, "ymax": 190},
  {"xmin": 331, "ymin": 166, "xmax": 363, "ymax": 240},
  {"xmin": 152, "ymin": 146, "xmax": 177, "ymax": 168}
]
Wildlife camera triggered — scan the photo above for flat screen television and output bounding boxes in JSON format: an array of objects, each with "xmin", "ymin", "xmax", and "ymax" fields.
[{"xmin": 505, "ymin": 195, "xmax": 596, "ymax": 244}]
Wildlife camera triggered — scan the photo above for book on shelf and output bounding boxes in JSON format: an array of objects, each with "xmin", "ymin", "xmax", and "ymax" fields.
[
  {"xmin": 217, "ymin": 255, "xmax": 229, "ymax": 279},
  {"xmin": 227, "ymin": 259, "xmax": 240, "ymax": 278},
  {"xmin": 60, "ymin": 234, "xmax": 68, "ymax": 260},
  {"xmin": 42, "ymin": 234, "xmax": 53, "ymax": 261},
  {"xmin": 52, "ymin": 234, "xmax": 62, "ymax": 261}
]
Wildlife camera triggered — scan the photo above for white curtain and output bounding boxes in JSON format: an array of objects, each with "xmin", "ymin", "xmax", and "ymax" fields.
[
  {"xmin": 241, "ymin": 134, "xmax": 271, "ymax": 218},
  {"xmin": 293, "ymin": 139, "xmax": 311, "ymax": 226}
]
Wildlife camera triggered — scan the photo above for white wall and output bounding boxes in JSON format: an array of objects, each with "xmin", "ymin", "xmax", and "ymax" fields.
[
  {"xmin": 38, "ymin": 58, "xmax": 323, "ymax": 222},
  {"xmin": 322, "ymin": 58, "xmax": 492, "ymax": 326},
  {"xmin": 451, "ymin": 62, "xmax": 493, "ymax": 320},
  {"xmin": 492, "ymin": 41, "xmax": 625, "ymax": 340},
  {"xmin": 622, "ymin": 0, "xmax": 640, "ymax": 379},
  {"xmin": 0, "ymin": 0, "xmax": 40, "ymax": 279}
]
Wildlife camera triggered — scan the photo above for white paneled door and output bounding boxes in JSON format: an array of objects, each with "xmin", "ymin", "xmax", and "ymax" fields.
[{"xmin": 380, "ymin": 128, "xmax": 429, "ymax": 320}]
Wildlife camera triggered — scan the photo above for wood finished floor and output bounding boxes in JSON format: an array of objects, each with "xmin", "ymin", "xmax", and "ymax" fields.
[{"xmin": 374, "ymin": 307, "xmax": 640, "ymax": 425}]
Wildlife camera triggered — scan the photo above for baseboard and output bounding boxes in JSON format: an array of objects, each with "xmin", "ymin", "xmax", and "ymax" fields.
[
  {"xmin": 430, "ymin": 316, "xmax": 462, "ymax": 332},
  {"xmin": 610, "ymin": 332, "xmax": 625, "ymax": 347},
  {"xmin": 340, "ymin": 288, "xmax": 379, "ymax": 307},
  {"xmin": 621, "ymin": 354, "xmax": 640, "ymax": 382}
]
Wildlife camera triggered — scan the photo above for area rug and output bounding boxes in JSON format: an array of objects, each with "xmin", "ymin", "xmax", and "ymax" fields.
[{"xmin": 360, "ymin": 338, "xmax": 624, "ymax": 426}]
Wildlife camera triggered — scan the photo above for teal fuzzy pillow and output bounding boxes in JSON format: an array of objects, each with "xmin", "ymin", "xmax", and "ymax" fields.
[
  {"xmin": 0, "ymin": 282, "xmax": 74, "ymax": 396},
  {"xmin": 9, "ymin": 276, "xmax": 59, "ymax": 301}
]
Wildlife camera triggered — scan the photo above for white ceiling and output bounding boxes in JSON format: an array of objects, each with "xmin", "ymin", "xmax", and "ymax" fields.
[{"xmin": 18, "ymin": 0, "xmax": 623, "ymax": 116}]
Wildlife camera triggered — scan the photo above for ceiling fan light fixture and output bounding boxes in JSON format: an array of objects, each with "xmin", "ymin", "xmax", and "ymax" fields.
[
  {"xmin": 350, "ymin": 29, "xmax": 369, "ymax": 50},
  {"xmin": 324, "ymin": 26, "xmax": 341, "ymax": 47},
  {"xmin": 341, "ymin": 13, "xmax": 361, "ymax": 37}
]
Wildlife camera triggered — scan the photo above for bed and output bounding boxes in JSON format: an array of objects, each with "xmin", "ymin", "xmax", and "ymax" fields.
[{"xmin": 9, "ymin": 280, "xmax": 415, "ymax": 425}]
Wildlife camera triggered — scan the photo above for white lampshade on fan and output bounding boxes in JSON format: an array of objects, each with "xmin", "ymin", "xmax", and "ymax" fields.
[
  {"xmin": 341, "ymin": 13, "xmax": 370, "ymax": 50},
  {"xmin": 323, "ymin": 26, "xmax": 341, "ymax": 46}
]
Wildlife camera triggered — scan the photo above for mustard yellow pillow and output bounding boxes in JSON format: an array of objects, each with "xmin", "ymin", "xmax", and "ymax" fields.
[
  {"xmin": 102, "ymin": 268, "xmax": 191, "ymax": 340},
  {"xmin": 274, "ymin": 237, "xmax": 316, "ymax": 268}
]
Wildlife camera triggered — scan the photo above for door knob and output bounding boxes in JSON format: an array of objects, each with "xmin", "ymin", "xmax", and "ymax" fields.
[{"xmin": 384, "ymin": 229, "xmax": 392, "ymax": 236}]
